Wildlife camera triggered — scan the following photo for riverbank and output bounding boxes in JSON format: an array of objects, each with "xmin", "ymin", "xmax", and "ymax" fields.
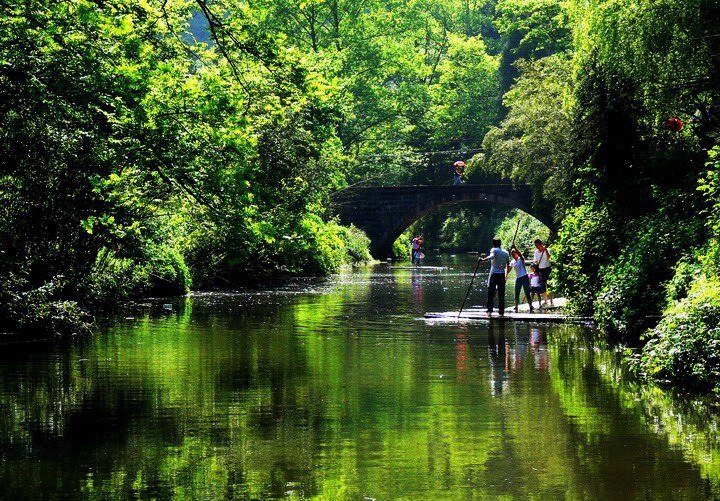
[
  {"xmin": 552, "ymin": 181, "xmax": 720, "ymax": 395},
  {"xmin": 0, "ymin": 224, "xmax": 374, "ymax": 341}
]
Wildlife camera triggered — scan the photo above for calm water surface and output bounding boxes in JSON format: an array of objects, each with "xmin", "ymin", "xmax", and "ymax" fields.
[{"xmin": 1, "ymin": 256, "xmax": 719, "ymax": 499}]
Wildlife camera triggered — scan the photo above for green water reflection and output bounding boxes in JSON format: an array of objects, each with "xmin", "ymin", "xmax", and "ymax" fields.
[{"xmin": 0, "ymin": 259, "xmax": 718, "ymax": 499}]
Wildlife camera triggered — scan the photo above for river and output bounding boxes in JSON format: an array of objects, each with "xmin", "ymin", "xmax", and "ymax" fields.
[{"xmin": 1, "ymin": 256, "xmax": 719, "ymax": 499}]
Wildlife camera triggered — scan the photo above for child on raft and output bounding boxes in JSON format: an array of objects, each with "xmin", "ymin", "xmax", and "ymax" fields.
[{"xmin": 529, "ymin": 264, "xmax": 546, "ymax": 311}]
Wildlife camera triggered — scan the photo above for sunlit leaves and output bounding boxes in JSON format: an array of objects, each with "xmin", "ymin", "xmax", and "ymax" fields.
[
  {"xmin": 429, "ymin": 34, "xmax": 499, "ymax": 146},
  {"xmin": 495, "ymin": 0, "xmax": 571, "ymax": 58},
  {"xmin": 481, "ymin": 54, "xmax": 574, "ymax": 209},
  {"xmin": 570, "ymin": 0, "xmax": 719, "ymax": 121}
]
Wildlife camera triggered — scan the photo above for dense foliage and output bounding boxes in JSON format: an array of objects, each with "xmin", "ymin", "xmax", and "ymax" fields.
[
  {"xmin": 493, "ymin": 209, "xmax": 549, "ymax": 256},
  {"xmin": 639, "ymin": 275, "xmax": 720, "ymax": 393},
  {"xmin": 252, "ymin": 0, "xmax": 503, "ymax": 185},
  {"xmin": 407, "ymin": 203, "xmax": 509, "ymax": 253},
  {"xmin": 476, "ymin": 0, "xmax": 720, "ymax": 390},
  {"xmin": 0, "ymin": 0, "xmax": 375, "ymax": 334},
  {"xmin": 482, "ymin": 54, "xmax": 574, "ymax": 211},
  {"xmin": 638, "ymin": 149, "xmax": 720, "ymax": 392}
]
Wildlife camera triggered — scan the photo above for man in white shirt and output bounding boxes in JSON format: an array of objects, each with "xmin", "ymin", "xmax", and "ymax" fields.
[
  {"xmin": 481, "ymin": 238, "xmax": 509, "ymax": 315},
  {"xmin": 533, "ymin": 239, "xmax": 552, "ymax": 306}
]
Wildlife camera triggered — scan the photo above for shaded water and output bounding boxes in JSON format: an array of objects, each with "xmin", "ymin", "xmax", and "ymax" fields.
[{"xmin": 1, "ymin": 256, "xmax": 719, "ymax": 499}]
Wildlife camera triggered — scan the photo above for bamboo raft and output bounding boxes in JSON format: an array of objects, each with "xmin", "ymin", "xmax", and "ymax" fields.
[{"xmin": 424, "ymin": 298, "xmax": 590, "ymax": 323}]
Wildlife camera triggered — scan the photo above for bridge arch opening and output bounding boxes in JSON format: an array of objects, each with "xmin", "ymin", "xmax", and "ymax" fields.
[
  {"xmin": 332, "ymin": 185, "xmax": 555, "ymax": 259},
  {"xmin": 400, "ymin": 205, "xmax": 551, "ymax": 258}
]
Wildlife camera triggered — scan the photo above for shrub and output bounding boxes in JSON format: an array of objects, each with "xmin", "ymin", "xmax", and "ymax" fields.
[
  {"xmin": 145, "ymin": 245, "xmax": 191, "ymax": 296},
  {"xmin": 282, "ymin": 215, "xmax": 347, "ymax": 275},
  {"xmin": 393, "ymin": 238, "xmax": 409, "ymax": 260},
  {"xmin": 637, "ymin": 150, "xmax": 720, "ymax": 392},
  {"xmin": 392, "ymin": 230, "xmax": 412, "ymax": 260},
  {"xmin": 183, "ymin": 221, "xmax": 244, "ymax": 289},
  {"xmin": 494, "ymin": 209, "xmax": 550, "ymax": 257},
  {"xmin": 275, "ymin": 216, "xmax": 372, "ymax": 276},
  {"xmin": 594, "ymin": 256, "xmax": 663, "ymax": 341},
  {"xmin": 664, "ymin": 257, "xmax": 701, "ymax": 305},
  {"xmin": 593, "ymin": 216, "xmax": 694, "ymax": 340},
  {"xmin": 639, "ymin": 276, "xmax": 720, "ymax": 393},
  {"xmin": 552, "ymin": 202, "xmax": 614, "ymax": 315},
  {"xmin": 88, "ymin": 244, "xmax": 190, "ymax": 305},
  {"xmin": 184, "ymin": 215, "xmax": 371, "ymax": 284},
  {"xmin": 0, "ymin": 274, "xmax": 92, "ymax": 337},
  {"xmin": 336, "ymin": 224, "xmax": 372, "ymax": 265}
]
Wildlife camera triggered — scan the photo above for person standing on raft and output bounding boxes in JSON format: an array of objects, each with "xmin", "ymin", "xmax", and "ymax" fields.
[
  {"xmin": 533, "ymin": 239, "xmax": 553, "ymax": 306},
  {"xmin": 479, "ymin": 238, "xmax": 509, "ymax": 316},
  {"xmin": 507, "ymin": 247, "xmax": 533, "ymax": 313}
]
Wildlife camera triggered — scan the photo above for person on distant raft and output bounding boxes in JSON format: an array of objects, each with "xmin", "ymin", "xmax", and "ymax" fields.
[
  {"xmin": 411, "ymin": 235, "xmax": 424, "ymax": 265},
  {"xmin": 480, "ymin": 238, "xmax": 509, "ymax": 316},
  {"xmin": 528, "ymin": 264, "xmax": 545, "ymax": 311},
  {"xmin": 417, "ymin": 236, "xmax": 425, "ymax": 262},
  {"xmin": 411, "ymin": 235, "xmax": 420, "ymax": 264},
  {"xmin": 453, "ymin": 160, "xmax": 466, "ymax": 186},
  {"xmin": 507, "ymin": 247, "xmax": 533, "ymax": 313},
  {"xmin": 533, "ymin": 239, "xmax": 553, "ymax": 307}
]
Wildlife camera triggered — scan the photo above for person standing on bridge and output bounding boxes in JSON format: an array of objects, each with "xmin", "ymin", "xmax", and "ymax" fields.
[
  {"xmin": 480, "ymin": 238, "xmax": 509, "ymax": 316},
  {"xmin": 453, "ymin": 160, "xmax": 466, "ymax": 186}
]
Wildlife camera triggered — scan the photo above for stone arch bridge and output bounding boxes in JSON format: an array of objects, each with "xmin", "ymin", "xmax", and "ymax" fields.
[{"xmin": 331, "ymin": 185, "xmax": 555, "ymax": 259}]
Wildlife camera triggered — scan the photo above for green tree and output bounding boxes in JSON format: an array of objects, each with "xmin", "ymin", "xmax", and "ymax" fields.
[{"xmin": 481, "ymin": 54, "xmax": 574, "ymax": 212}]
